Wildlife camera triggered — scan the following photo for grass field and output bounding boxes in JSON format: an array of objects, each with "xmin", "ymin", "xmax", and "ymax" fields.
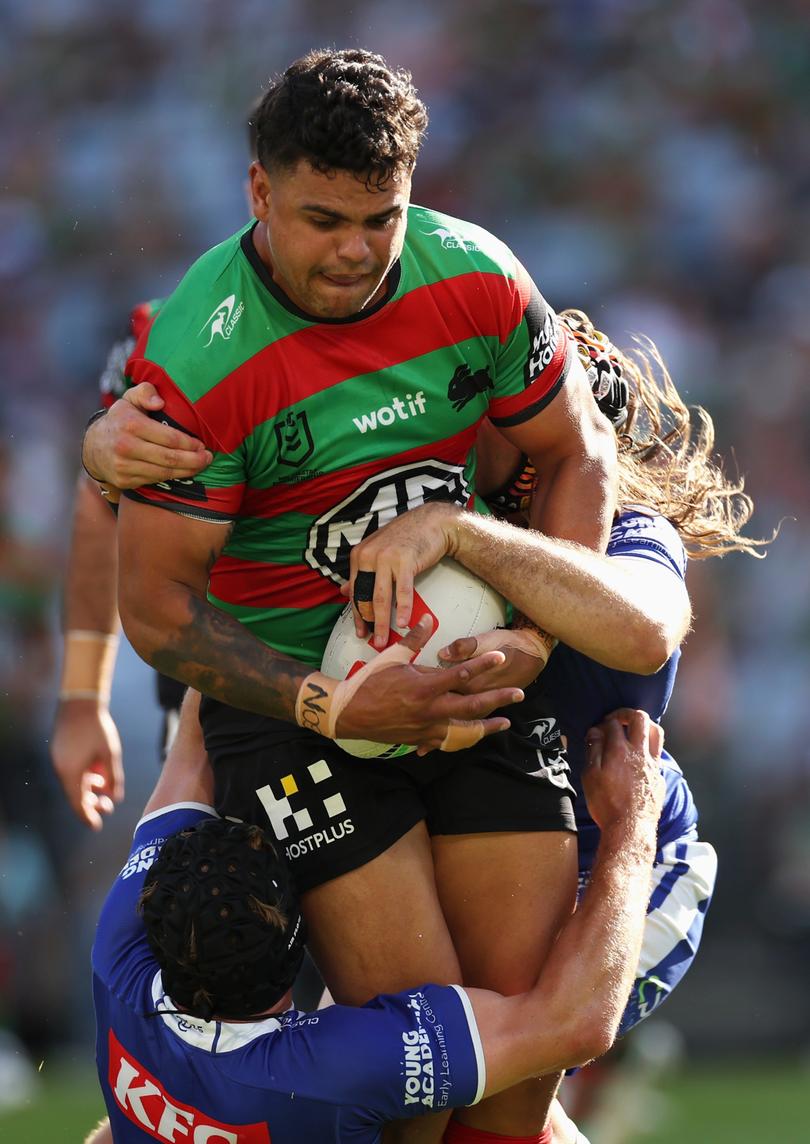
[{"xmin": 2, "ymin": 1058, "xmax": 807, "ymax": 1142}]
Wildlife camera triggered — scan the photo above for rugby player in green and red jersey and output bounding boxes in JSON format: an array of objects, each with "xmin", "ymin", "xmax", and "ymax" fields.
[{"xmin": 83, "ymin": 49, "xmax": 617, "ymax": 1143}]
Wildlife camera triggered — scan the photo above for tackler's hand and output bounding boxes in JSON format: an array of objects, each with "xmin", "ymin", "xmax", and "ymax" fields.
[
  {"xmin": 82, "ymin": 384, "xmax": 213, "ymax": 490},
  {"xmin": 437, "ymin": 625, "xmax": 556, "ymax": 693},
  {"xmin": 582, "ymin": 709, "xmax": 665, "ymax": 833},
  {"xmin": 346, "ymin": 502, "xmax": 464, "ymax": 648}
]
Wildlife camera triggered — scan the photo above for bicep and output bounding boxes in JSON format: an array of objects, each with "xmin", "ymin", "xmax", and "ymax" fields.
[{"xmin": 117, "ymin": 498, "xmax": 232, "ymax": 607}]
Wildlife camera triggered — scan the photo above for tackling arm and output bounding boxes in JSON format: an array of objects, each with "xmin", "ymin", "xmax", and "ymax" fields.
[
  {"xmin": 348, "ymin": 503, "xmax": 690, "ymax": 674},
  {"xmin": 450, "ymin": 511, "xmax": 690, "ymax": 673},
  {"xmin": 471, "ymin": 710, "xmax": 664, "ymax": 1092}
]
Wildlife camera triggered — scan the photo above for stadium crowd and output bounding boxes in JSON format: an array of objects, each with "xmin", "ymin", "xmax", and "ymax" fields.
[{"xmin": 1, "ymin": 0, "xmax": 808, "ymax": 1110}]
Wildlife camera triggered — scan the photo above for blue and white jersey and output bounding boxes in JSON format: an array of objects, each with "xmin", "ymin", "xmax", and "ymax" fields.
[
  {"xmin": 93, "ymin": 805, "xmax": 485, "ymax": 1143},
  {"xmin": 539, "ymin": 508, "xmax": 698, "ymax": 870}
]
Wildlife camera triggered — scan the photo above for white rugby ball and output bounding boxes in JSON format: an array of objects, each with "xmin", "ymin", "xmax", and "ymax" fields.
[{"xmin": 321, "ymin": 558, "xmax": 507, "ymax": 758}]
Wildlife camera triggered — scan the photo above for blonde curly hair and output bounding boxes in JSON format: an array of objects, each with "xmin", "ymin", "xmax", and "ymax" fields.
[{"xmin": 560, "ymin": 309, "xmax": 772, "ymax": 560}]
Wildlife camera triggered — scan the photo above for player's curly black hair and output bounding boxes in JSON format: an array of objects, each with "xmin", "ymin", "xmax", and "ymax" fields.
[
  {"xmin": 139, "ymin": 819, "xmax": 306, "ymax": 1020},
  {"xmin": 252, "ymin": 48, "xmax": 428, "ymax": 188}
]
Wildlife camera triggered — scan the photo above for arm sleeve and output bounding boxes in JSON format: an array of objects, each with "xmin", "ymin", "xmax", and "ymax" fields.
[
  {"xmin": 487, "ymin": 261, "xmax": 576, "ymax": 428},
  {"xmin": 607, "ymin": 510, "xmax": 687, "ymax": 581},
  {"xmin": 270, "ymin": 985, "xmax": 485, "ymax": 1124},
  {"xmin": 91, "ymin": 804, "xmax": 218, "ymax": 996}
]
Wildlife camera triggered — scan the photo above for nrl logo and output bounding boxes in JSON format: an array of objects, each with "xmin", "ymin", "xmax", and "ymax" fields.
[
  {"xmin": 421, "ymin": 226, "xmax": 480, "ymax": 252},
  {"xmin": 275, "ymin": 410, "xmax": 315, "ymax": 468},
  {"xmin": 199, "ymin": 293, "xmax": 245, "ymax": 347}
]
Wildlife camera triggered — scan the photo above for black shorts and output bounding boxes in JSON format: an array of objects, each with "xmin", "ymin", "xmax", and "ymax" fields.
[{"xmin": 200, "ymin": 684, "xmax": 575, "ymax": 894}]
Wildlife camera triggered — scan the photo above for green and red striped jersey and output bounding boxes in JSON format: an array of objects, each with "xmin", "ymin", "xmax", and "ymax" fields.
[{"xmin": 123, "ymin": 206, "xmax": 574, "ymax": 664}]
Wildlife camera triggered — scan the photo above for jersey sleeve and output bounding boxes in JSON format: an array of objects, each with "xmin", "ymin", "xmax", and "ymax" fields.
[
  {"xmin": 91, "ymin": 804, "xmax": 217, "ymax": 998},
  {"xmin": 264, "ymin": 985, "xmax": 484, "ymax": 1124},
  {"xmin": 487, "ymin": 261, "xmax": 575, "ymax": 428},
  {"xmin": 607, "ymin": 509, "xmax": 687, "ymax": 581},
  {"xmin": 121, "ymin": 351, "xmax": 247, "ymax": 522}
]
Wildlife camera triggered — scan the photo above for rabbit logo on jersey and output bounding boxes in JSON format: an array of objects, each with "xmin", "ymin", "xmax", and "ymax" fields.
[{"xmin": 306, "ymin": 461, "xmax": 469, "ymax": 585}]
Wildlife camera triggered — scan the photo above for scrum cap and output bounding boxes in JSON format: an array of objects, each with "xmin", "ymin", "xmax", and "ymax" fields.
[{"xmin": 140, "ymin": 819, "xmax": 306, "ymax": 1020}]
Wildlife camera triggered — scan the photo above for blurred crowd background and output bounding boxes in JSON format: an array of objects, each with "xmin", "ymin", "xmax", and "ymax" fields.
[{"xmin": 1, "ymin": 0, "xmax": 809, "ymax": 1106}]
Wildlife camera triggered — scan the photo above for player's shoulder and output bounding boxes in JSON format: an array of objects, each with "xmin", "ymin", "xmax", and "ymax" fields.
[
  {"xmin": 135, "ymin": 225, "xmax": 258, "ymax": 397},
  {"xmin": 609, "ymin": 505, "xmax": 687, "ymax": 575},
  {"xmin": 406, "ymin": 204, "xmax": 518, "ymax": 279}
]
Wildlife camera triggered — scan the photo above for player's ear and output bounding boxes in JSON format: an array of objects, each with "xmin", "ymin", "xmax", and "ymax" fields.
[{"xmin": 248, "ymin": 160, "xmax": 272, "ymax": 220}]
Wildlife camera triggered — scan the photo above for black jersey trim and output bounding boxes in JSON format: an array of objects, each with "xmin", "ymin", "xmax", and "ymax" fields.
[
  {"xmin": 122, "ymin": 489, "xmax": 234, "ymax": 525},
  {"xmin": 489, "ymin": 336, "xmax": 574, "ymax": 428},
  {"xmin": 489, "ymin": 370, "xmax": 567, "ymax": 428},
  {"xmin": 239, "ymin": 222, "xmax": 401, "ymax": 325}
]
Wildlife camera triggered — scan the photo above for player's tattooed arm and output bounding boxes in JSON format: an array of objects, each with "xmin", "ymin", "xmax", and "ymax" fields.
[
  {"xmin": 117, "ymin": 498, "xmax": 309, "ymax": 719},
  {"xmin": 149, "ymin": 592, "xmax": 310, "ymax": 718}
]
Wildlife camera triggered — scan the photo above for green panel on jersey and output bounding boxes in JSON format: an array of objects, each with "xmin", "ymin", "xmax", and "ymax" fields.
[
  {"xmin": 142, "ymin": 224, "xmax": 311, "ymax": 403},
  {"xmin": 223, "ymin": 513, "xmax": 313, "ymax": 563},
  {"xmin": 404, "ymin": 207, "xmax": 518, "ymax": 287},
  {"xmin": 236, "ymin": 340, "xmax": 499, "ymax": 490}
]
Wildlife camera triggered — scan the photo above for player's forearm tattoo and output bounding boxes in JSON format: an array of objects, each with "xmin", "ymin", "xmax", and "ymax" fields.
[{"xmin": 151, "ymin": 594, "xmax": 310, "ymax": 721}]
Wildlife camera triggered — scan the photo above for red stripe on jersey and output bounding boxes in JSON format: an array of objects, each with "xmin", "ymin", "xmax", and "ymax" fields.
[
  {"xmin": 210, "ymin": 557, "xmax": 343, "ymax": 610},
  {"xmin": 241, "ymin": 422, "xmax": 479, "ymax": 520},
  {"xmin": 192, "ymin": 272, "xmax": 520, "ymax": 453}
]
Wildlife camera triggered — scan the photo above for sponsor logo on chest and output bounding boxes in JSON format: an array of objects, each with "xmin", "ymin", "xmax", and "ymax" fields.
[
  {"xmin": 306, "ymin": 461, "xmax": 469, "ymax": 585},
  {"xmin": 108, "ymin": 1029, "xmax": 269, "ymax": 1142},
  {"xmin": 352, "ymin": 391, "xmax": 427, "ymax": 434}
]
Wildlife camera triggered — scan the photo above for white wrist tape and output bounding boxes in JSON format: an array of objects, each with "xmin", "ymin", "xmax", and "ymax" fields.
[
  {"xmin": 507, "ymin": 624, "xmax": 557, "ymax": 667},
  {"xmin": 295, "ymin": 641, "xmax": 416, "ymax": 739},
  {"xmin": 59, "ymin": 630, "xmax": 119, "ymax": 702},
  {"xmin": 439, "ymin": 720, "xmax": 487, "ymax": 751}
]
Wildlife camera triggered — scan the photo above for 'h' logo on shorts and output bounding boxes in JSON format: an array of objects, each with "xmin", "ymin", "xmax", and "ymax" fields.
[{"xmin": 255, "ymin": 760, "xmax": 346, "ymax": 841}]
